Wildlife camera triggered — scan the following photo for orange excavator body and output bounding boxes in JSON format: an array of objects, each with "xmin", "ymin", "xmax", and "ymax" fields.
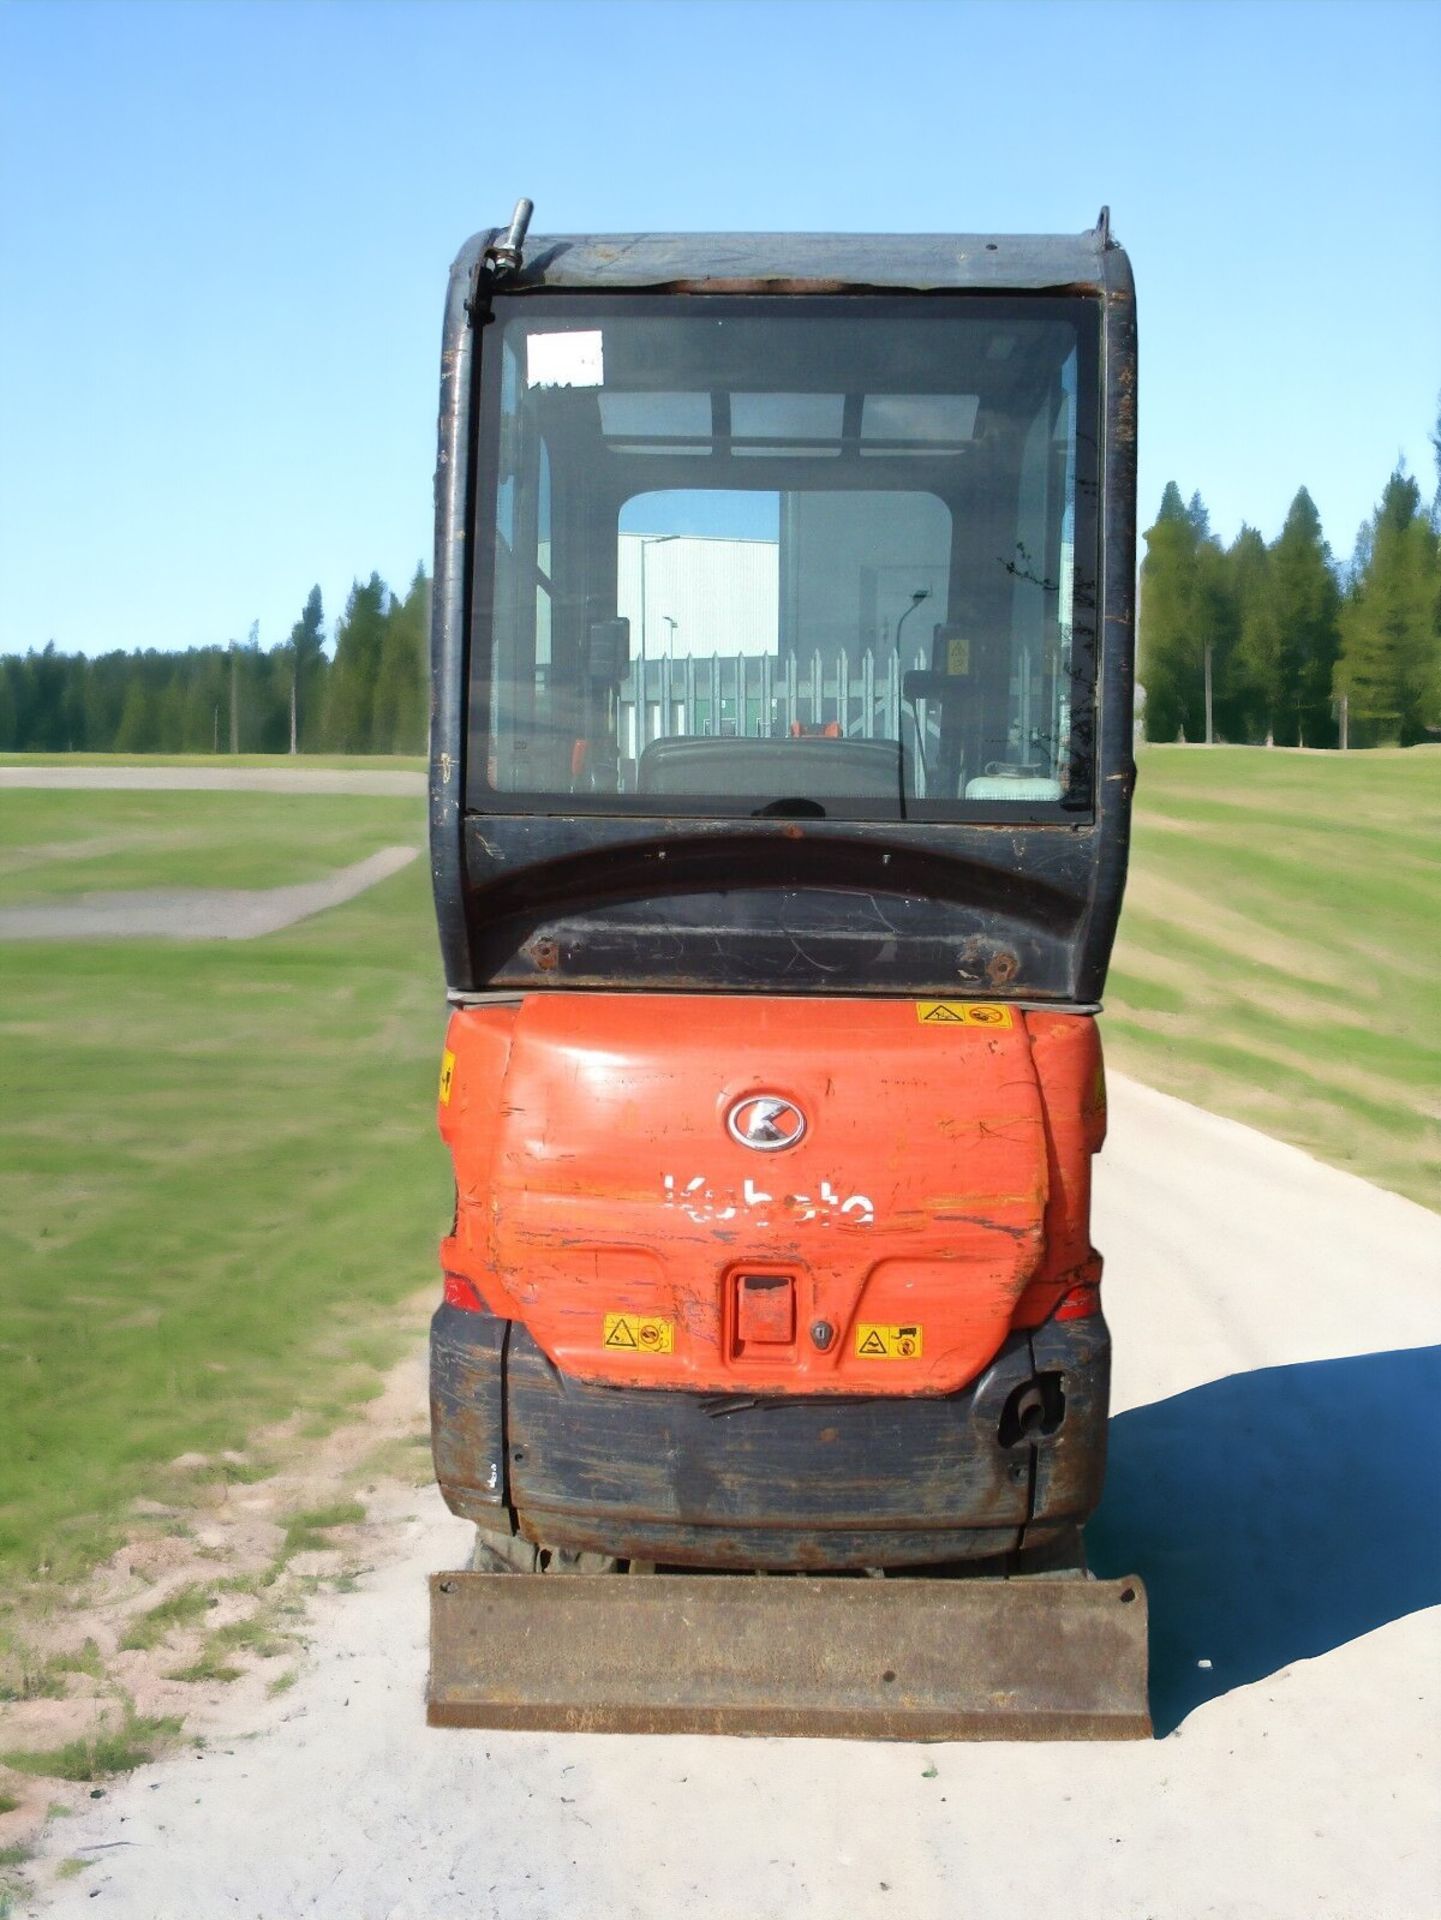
[{"xmin": 438, "ymin": 996, "xmax": 1105, "ymax": 1398}]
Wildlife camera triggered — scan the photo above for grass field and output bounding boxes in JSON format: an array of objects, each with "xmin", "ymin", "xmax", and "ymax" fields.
[
  {"xmin": 1108, "ymin": 746, "xmax": 1440, "ymax": 1208},
  {"xmin": 0, "ymin": 790, "xmax": 423, "ymax": 904},
  {"xmin": 0, "ymin": 790, "xmax": 441, "ymax": 1595},
  {"xmin": 0, "ymin": 748, "xmax": 1435, "ymax": 1607}
]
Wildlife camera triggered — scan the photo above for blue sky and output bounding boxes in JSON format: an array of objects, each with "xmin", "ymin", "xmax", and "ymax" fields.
[{"xmin": 1, "ymin": 0, "xmax": 1437, "ymax": 658}]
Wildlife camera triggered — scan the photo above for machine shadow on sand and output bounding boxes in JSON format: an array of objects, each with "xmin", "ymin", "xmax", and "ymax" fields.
[{"xmin": 1088, "ymin": 1344, "xmax": 1441, "ymax": 1736}]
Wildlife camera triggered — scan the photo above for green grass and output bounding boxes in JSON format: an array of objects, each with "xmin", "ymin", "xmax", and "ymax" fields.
[
  {"xmin": 166, "ymin": 1651, "xmax": 243, "ymax": 1685},
  {"xmin": 0, "ymin": 790, "xmax": 446, "ymax": 1591},
  {"xmin": 0, "ymin": 755, "xmax": 1432, "ymax": 1628},
  {"xmin": 1109, "ymin": 745, "xmax": 1440, "ymax": 1206},
  {"xmin": 0, "ymin": 789, "xmax": 422, "ymax": 903},
  {"xmin": 118, "ymin": 1584, "xmax": 213, "ymax": 1652},
  {"xmin": 46, "ymin": 1641, "xmax": 104, "ymax": 1680},
  {"xmin": 200, "ymin": 1612, "xmax": 290, "ymax": 1663},
  {"xmin": 1, "ymin": 1709, "xmax": 183, "ymax": 1782},
  {"xmin": 280, "ymin": 1499, "xmax": 366, "ymax": 1555},
  {"xmin": 0, "ymin": 1629, "xmax": 99, "ymax": 1702}
]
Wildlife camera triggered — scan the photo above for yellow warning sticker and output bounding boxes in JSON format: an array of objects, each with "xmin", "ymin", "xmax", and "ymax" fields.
[
  {"xmin": 438, "ymin": 1048, "xmax": 456, "ymax": 1104},
  {"xmin": 856, "ymin": 1323, "xmax": 924, "ymax": 1360},
  {"xmin": 946, "ymin": 634, "xmax": 970, "ymax": 675},
  {"xmin": 915, "ymin": 1001, "xmax": 1014, "ymax": 1028},
  {"xmin": 603, "ymin": 1312, "xmax": 675, "ymax": 1355},
  {"xmin": 1092, "ymin": 1061, "xmax": 1107, "ymax": 1116}
]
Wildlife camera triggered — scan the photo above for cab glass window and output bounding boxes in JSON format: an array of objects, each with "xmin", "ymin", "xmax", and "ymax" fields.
[{"xmin": 470, "ymin": 295, "xmax": 1099, "ymax": 820}]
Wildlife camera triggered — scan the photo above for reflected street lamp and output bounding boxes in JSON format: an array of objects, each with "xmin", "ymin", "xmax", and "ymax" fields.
[
  {"xmin": 637, "ymin": 534, "xmax": 679, "ymax": 749},
  {"xmin": 894, "ymin": 587, "xmax": 931, "ymax": 659}
]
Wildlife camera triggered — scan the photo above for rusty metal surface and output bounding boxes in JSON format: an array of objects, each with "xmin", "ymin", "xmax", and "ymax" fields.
[
  {"xmin": 457, "ymin": 227, "xmax": 1115, "ymax": 298},
  {"xmin": 431, "ymin": 1307, "xmax": 1116, "ymax": 1568},
  {"xmin": 505, "ymin": 1319, "xmax": 1038, "ymax": 1540},
  {"xmin": 429, "ymin": 1305, "xmax": 507, "ymax": 1520},
  {"xmin": 427, "ymin": 1571, "xmax": 1151, "ymax": 1740}
]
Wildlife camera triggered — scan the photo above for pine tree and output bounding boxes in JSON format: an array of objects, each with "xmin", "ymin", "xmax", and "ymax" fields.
[
  {"xmin": 1191, "ymin": 539, "xmax": 1232, "ymax": 743},
  {"xmin": 113, "ymin": 676, "xmax": 157, "ymax": 754},
  {"xmin": 26, "ymin": 642, "xmax": 71, "ymax": 750},
  {"xmin": 1336, "ymin": 470, "xmax": 1441, "ymax": 745},
  {"xmin": 1139, "ymin": 483, "xmax": 1219, "ymax": 741},
  {"xmin": 1237, "ymin": 489, "xmax": 1341, "ymax": 747},
  {"xmin": 323, "ymin": 575, "xmax": 390, "ymax": 752},
  {"xmin": 371, "ymin": 567, "xmax": 429, "ymax": 753},
  {"xmin": 287, "ymin": 586, "xmax": 326, "ymax": 753},
  {"xmin": 1220, "ymin": 526, "xmax": 1268, "ymax": 741},
  {"xmin": 179, "ymin": 651, "xmax": 227, "ymax": 752},
  {"xmin": 0, "ymin": 659, "xmax": 18, "ymax": 750}
]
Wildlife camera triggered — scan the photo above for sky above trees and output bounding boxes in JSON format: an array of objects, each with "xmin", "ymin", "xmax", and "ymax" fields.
[{"xmin": 1, "ymin": 0, "xmax": 1438, "ymax": 659}]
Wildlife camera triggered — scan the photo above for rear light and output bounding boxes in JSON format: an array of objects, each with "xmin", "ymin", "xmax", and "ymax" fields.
[
  {"xmin": 443, "ymin": 1272, "xmax": 485, "ymax": 1313},
  {"xmin": 1054, "ymin": 1281, "xmax": 1102, "ymax": 1322}
]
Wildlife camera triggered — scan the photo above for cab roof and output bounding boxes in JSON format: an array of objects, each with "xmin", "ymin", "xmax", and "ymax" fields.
[{"xmin": 453, "ymin": 222, "xmax": 1127, "ymax": 298}]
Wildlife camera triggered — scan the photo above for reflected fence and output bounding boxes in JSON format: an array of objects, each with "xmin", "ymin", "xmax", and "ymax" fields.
[{"xmin": 621, "ymin": 646, "xmax": 929, "ymax": 754}]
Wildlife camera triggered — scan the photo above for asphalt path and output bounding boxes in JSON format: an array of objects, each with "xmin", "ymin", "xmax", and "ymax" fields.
[{"xmin": 30, "ymin": 1076, "xmax": 1441, "ymax": 1919}]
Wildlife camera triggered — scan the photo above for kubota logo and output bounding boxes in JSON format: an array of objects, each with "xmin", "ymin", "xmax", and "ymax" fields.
[{"xmin": 726, "ymin": 1095, "xmax": 807, "ymax": 1152}]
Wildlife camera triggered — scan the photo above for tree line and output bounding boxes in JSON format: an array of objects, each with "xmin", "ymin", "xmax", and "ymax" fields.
[
  {"xmin": 6, "ymin": 440, "xmax": 1438, "ymax": 758},
  {"xmin": 1140, "ymin": 430, "xmax": 1441, "ymax": 748},
  {"xmin": 0, "ymin": 569, "xmax": 430, "ymax": 756}
]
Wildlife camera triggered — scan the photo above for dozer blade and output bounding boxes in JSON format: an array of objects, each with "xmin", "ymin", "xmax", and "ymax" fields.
[{"xmin": 428, "ymin": 1571, "xmax": 1151, "ymax": 1740}]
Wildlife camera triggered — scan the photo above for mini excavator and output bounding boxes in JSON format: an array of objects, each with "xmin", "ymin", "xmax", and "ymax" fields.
[{"xmin": 424, "ymin": 204, "xmax": 1149, "ymax": 1738}]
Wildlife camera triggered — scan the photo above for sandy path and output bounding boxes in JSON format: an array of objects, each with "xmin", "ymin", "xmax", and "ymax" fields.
[
  {"xmin": 0, "ymin": 846, "xmax": 419, "ymax": 940},
  {"xmin": 0, "ymin": 766, "xmax": 424, "ymax": 795},
  {"xmin": 24, "ymin": 1075, "xmax": 1441, "ymax": 1919}
]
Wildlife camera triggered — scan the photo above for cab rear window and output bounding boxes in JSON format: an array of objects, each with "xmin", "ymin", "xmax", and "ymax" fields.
[{"xmin": 469, "ymin": 294, "xmax": 1100, "ymax": 821}]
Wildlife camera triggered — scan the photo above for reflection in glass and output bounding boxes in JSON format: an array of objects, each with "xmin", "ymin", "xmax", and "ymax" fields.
[{"xmin": 474, "ymin": 297, "xmax": 1097, "ymax": 819}]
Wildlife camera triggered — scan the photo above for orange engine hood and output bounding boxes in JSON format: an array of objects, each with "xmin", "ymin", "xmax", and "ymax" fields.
[{"xmin": 439, "ymin": 994, "xmax": 1103, "ymax": 1396}]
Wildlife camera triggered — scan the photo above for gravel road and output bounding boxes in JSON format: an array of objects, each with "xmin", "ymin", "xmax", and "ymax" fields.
[
  {"xmin": 0, "ymin": 766, "xmax": 425, "ymax": 796},
  {"xmin": 27, "ymin": 1075, "xmax": 1441, "ymax": 1919},
  {"xmin": 0, "ymin": 847, "xmax": 420, "ymax": 941}
]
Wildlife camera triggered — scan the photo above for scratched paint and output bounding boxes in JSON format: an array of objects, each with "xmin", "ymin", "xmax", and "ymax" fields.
[{"xmin": 435, "ymin": 997, "xmax": 1108, "ymax": 1396}]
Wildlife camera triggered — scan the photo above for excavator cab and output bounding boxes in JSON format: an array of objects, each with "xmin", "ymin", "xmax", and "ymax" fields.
[{"xmin": 425, "ymin": 208, "xmax": 1149, "ymax": 1738}]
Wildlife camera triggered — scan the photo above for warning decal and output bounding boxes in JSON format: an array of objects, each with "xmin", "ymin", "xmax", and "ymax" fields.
[
  {"xmin": 603, "ymin": 1313, "xmax": 675, "ymax": 1355},
  {"xmin": 915, "ymin": 1001, "xmax": 1014, "ymax": 1028},
  {"xmin": 438, "ymin": 1048, "xmax": 456, "ymax": 1104},
  {"xmin": 855, "ymin": 1323, "xmax": 924, "ymax": 1359}
]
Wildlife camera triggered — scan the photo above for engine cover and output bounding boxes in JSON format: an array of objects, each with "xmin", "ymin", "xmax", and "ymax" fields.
[{"xmin": 438, "ymin": 994, "xmax": 1104, "ymax": 1397}]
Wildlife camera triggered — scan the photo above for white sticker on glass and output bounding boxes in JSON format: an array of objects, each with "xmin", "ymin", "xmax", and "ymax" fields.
[{"xmin": 526, "ymin": 330, "xmax": 604, "ymax": 389}]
